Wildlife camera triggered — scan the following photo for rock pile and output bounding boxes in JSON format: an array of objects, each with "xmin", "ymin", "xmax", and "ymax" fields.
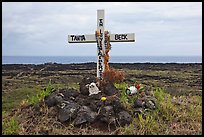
[{"xmin": 44, "ymin": 76, "xmax": 157, "ymax": 127}]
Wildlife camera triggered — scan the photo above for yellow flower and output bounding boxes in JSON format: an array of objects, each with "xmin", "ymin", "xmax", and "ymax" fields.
[{"xmin": 101, "ymin": 97, "xmax": 107, "ymax": 101}]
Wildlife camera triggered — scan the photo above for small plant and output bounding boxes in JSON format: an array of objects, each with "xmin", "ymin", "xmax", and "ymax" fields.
[
  {"xmin": 114, "ymin": 82, "xmax": 129, "ymax": 91},
  {"xmin": 27, "ymin": 79, "xmax": 55, "ymax": 106},
  {"xmin": 115, "ymin": 82, "xmax": 138, "ymax": 111},
  {"xmin": 28, "ymin": 94, "xmax": 40, "ymax": 106},
  {"xmin": 119, "ymin": 87, "xmax": 130, "ymax": 109},
  {"xmin": 152, "ymin": 88, "xmax": 177, "ymax": 121},
  {"xmin": 128, "ymin": 94, "xmax": 139, "ymax": 105},
  {"xmin": 39, "ymin": 79, "xmax": 55, "ymax": 99},
  {"xmin": 136, "ymin": 112, "xmax": 161, "ymax": 135},
  {"xmin": 2, "ymin": 116, "xmax": 19, "ymax": 135}
]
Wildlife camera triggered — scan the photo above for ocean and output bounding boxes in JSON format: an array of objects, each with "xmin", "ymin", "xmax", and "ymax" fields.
[{"xmin": 2, "ymin": 56, "xmax": 202, "ymax": 64}]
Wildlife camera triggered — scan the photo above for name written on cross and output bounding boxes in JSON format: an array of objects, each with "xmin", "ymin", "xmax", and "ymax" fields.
[{"xmin": 70, "ymin": 35, "xmax": 86, "ymax": 41}]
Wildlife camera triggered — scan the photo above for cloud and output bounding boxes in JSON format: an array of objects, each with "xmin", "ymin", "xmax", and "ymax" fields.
[{"xmin": 2, "ymin": 2, "xmax": 202, "ymax": 56}]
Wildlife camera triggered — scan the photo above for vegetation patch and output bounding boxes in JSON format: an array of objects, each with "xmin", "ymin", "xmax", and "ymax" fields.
[
  {"xmin": 2, "ymin": 116, "xmax": 20, "ymax": 135},
  {"xmin": 2, "ymin": 63, "xmax": 202, "ymax": 135}
]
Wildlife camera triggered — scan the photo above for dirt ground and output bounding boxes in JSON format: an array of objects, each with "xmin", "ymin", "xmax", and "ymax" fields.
[
  {"xmin": 2, "ymin": 62, "xmax": 202, "ymax": 96},
  {"xmin": 2, "ymin": 63, "xmax": 202, "ymax": 135}
]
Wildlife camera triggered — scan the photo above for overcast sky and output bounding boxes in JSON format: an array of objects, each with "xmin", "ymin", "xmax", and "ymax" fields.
[{"xmin": 2, "ymin": 2, "xmax": 202, "ymax": 56}]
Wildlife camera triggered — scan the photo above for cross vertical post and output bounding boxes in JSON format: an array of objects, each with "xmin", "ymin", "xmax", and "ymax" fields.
[{"xmin": 96, "ymin": 10, "xmax": 105, "ymax": 80}]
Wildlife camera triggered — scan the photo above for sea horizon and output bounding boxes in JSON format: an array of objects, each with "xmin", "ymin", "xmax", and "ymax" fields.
[{"xmin": 2, "ymin": 55, "xmax": 202, "ymax": 64}]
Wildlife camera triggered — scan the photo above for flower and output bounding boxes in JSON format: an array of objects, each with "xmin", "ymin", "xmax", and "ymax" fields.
[
  {"xmin": 140, "ymin": 91, "xmax": 145, "ymax": 97},
  {"xmin": 101, "ymin": 97, "xmax": 107, "ymax": 101},
  {"xmin": 135, "ymin": 84, "xmax": 141, "ymax": 90},
  {"xmin": 141, "ymin": 91, "xmax": 145, "ymax": 95}
]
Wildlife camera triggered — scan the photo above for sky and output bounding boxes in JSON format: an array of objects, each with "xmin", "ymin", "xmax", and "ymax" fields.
[{"xmin": 2, "ymin": 2, "xmax": 202, "ymax": 56}]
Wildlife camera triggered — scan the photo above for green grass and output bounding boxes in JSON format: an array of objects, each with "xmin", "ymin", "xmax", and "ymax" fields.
[
  {"xmin": 2, "ymin": 86, "xmax": 41, "ymax": 112},
  {"xmin": 114, "ymin": 82, "xmax": 133, "ymax": 110},
  {"xmin": 2, "ymin": 79, "xmax": 202, "ymax": 135},
  {"xmin": 27, "ymin": 79, "xmax": 55, "ymax": 106},
  {"xmin": 2, "ymin": 116, "xmax": 20, "ymax": 135},
  {"xmin": 2, "ymin": 78, "xmax": 80, "ymax": 113},
  {"xmin": 26, "ymin": 80, "xmax": 79, "ymax": 107},
  {"xmin": 115, "ymin": 82, "xmax": 202, "ymax": 135},
  {"xmin": 123, "ymin": 68, "xmax": 202, "ymax": 97},
  {"xmin": 51, "ymin": 82, "xmax": 80, "ymax": 90}
]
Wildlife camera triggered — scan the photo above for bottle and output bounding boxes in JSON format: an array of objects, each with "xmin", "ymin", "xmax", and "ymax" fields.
[{"xmin": 126, "ymin": 86, "xmax": 137, "ymax": 95}]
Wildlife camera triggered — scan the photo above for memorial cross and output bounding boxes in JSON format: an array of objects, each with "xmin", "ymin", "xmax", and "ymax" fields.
[{"xmin": 68, "ymin": 9, "xmax": 135, "ymax": 80}]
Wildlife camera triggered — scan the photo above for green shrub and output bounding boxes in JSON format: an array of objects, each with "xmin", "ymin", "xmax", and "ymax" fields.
[{"xmin": 27, "ymin": 79, "xmax": 54, "ymax": 106}]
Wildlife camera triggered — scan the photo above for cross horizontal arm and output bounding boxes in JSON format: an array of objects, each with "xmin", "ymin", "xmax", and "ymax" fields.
[{"xmin": 68, "ymin": 33, "xmax": 135, "ymax": 43}]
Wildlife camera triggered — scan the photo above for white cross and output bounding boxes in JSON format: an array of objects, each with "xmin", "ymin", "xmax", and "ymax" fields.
[{"xmin": 68, "ymin": 9, "xmax": 135, "ymax": 80}]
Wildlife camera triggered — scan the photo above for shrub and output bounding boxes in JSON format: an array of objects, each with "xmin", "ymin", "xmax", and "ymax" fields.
[{"xmin": 100, "ymin": 68, "xmax": 125, "ymax": 87}]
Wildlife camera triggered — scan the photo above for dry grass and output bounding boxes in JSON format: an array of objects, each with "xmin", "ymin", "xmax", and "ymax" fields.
[
  {"xmin": 2, "ymin": 85, "xmax": 202, "ymax": 135},
  {"xmin": 2, "ymin": 63, "xmax": 202, "ymax": 135}
]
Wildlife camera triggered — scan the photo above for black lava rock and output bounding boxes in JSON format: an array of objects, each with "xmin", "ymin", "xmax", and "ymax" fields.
[
  {"xmin": 74, "ymin": 106, "xmax": 97, "ymax": 126},
  {"xmin": 145, "ymin": 100, "xmax": 156, "ymax": 109},
  {"xmin": 101, "ymin": 83, "xmax": 119, "ymax": 96},
  {"xmin": 134, "ymin": 99, "xmax": 145, "ymax": 108},
  {"xmin": 75, "ymin": 95, "xmax": 90, "ymax": 106},
  {"xmin": 89, "ymin": 100, "xmax": 102, "ymax": 112},
  {"xmin": 58, "ymin": 88, "xmax": 80, "ymax": 101},
  {"xmin": 112, "ymin": 99, "xmax": 124, "ymax": 113},
  {"xmin": 43, "ymin": 74, "xmax": 158, "ymax": 128},
  {"xmin": 58, "ymin": 100, "xmax": 80, "ymax": 122},
  {"xmin": 44, "ymin": 92, "xmax": 64, "ymax": 107},
  {"xmin": 99, "ymin": 106, "xmax": 115, "ymax": 124},
  {"xmin": 117, "ymin": 111, "xmax": 133, "ymax": 126},
  {"xmin": 80, "ymin": 76, "xmax": 97, "ymax": 96}
]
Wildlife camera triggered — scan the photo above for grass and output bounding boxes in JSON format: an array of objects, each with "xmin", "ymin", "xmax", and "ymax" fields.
[
  {"xmin": 27, "ymin": 79, "xmax": 55, "ymax": 106},
  {"xmin": 116, "ymin": 84, "xmax": 202, "ymax": 135},
  {"xmin": 51, "ymin": 82, "xmax": 80, "ymax": 90},
  {"xmin": 2, "ymin": 79, "xmax": 202, "ymax": 135},
  {"xmin": 123, "ymin": 68, "xmax": 202, "ymax": 96},
  {"xmin": 114, "ymin": 82, "xmax": 133, "ymax": 110},
  {"xmin": 2, "ymin": 77, "xmax": 82, "ymax": 135},
  {"xmin": 2, "ymin": 81, "xmax": 202, "ymax": 135},
  {"xmin": 2, "ymin": 116, "xmax": 20, "ymax": 135},
  {"xmin": 2, "ymin": 62, "xmax": 202, "ymax": 135},
  {"xmin": 2, "ymin": 86, "xmax": 41, "ymax": 112},
  {"xmin": 2, "ymin": 76, "xmax": 80, "ymax": 112}
]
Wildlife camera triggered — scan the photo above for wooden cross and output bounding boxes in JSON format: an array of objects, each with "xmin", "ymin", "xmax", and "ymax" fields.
[{"xmin": 68, "ymin": 9, "xmax": 135, "ymax": 80}]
